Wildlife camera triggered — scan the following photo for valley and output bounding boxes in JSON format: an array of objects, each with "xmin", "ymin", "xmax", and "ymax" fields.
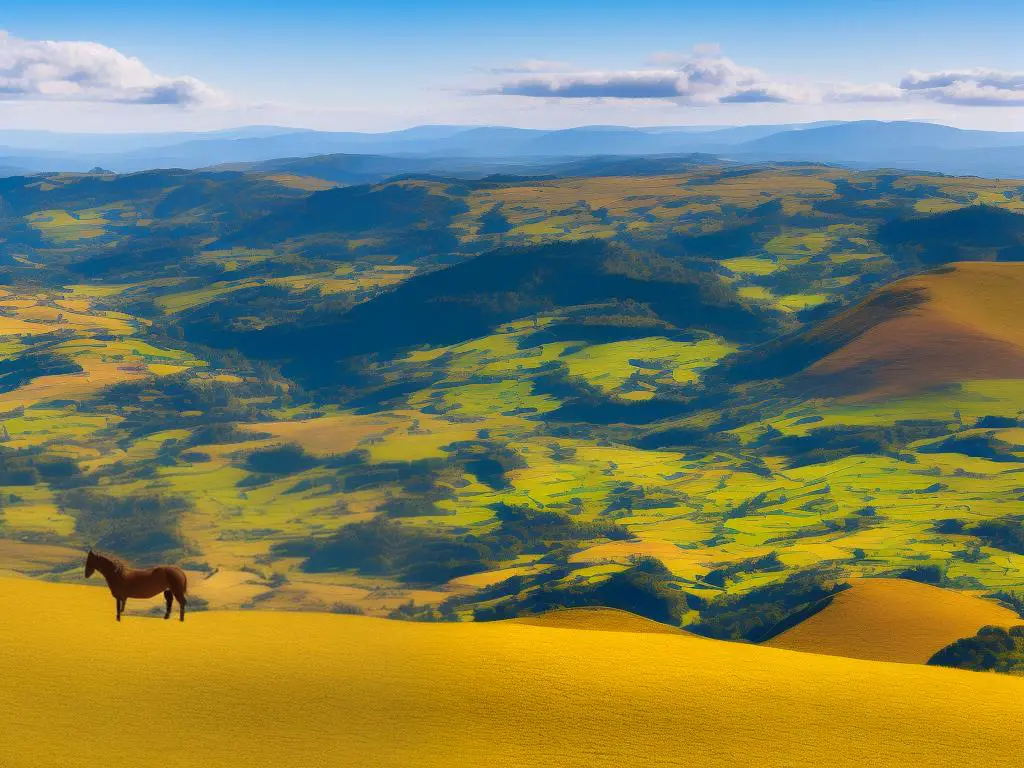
[
  {"xmin": 0, "ymin": 158, "xmax": 1022, "ymax": 650},
  {"xmin": 6, "ymin": 7, "xmax": 1024, "ymax": 767}
]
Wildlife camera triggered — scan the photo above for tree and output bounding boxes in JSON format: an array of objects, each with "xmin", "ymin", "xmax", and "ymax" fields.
[{"xmin": 478, "ymin": 203, "xmax": 511, "ymax": 235}]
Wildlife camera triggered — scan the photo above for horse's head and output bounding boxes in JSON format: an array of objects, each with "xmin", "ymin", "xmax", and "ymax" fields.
[{"xmin": 84, "ymin": 550, "xmax": 96, "ymax": 578}]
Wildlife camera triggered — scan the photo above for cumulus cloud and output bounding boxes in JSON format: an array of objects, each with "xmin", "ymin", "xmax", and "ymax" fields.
[
  {"xmin": 492, "ymin": 71, "xmax": 683, "ymax": 99},
  {"xmin": 900, "ymin": 68, "xmax": 1024, "ymax": 105},
  {"xmin": 0, "ymin": 30, "xmax": 219, "ymax": 106},
  {"xmin": 485, "ymin": 48, "xmax": 807, "ymax": 104},
  {"xmin": 481, "ymin": 48, "xmax": 1024, "ymax": 109}
]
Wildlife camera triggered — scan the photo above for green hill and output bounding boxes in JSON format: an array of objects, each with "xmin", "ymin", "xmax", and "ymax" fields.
[{"xmin": 1, "ymin": 161, "xmax": 1024, "ymax": 634}]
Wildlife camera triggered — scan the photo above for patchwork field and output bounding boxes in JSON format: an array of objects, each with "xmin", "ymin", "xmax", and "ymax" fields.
[
  {"xmin": 1, "ymin": 161, "xmax": 1024, "ymax": 647},
  {"xmin": 4, "ymin": 576, "xmax": 1024, "ymax": 768}
]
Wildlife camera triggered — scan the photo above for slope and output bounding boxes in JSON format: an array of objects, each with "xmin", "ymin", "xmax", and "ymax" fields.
[
  {"xmin": 765, "ymin": 578, "xmax": 1019, "ymax": 664},
  {"xmin": 739, "ymin": 262, "xmax": 1024, "ymax": 398},
  {"xmin": 878, "ymin": 205, "xmax": 1024, "ymax": 265},
  {"xmin": 4, "ymin": 577, "xmax": 1024, "ymax": 768},
  {"xmin": 739, "ymin": 120, "xmax": 1024, "ymax": 156},
  {"xmin": 508, "ymin": 606, "xmax": 689, "ymax": 634},
  {"xmin": 231, "ymin": 239, "xmax": 778, "ymax": 386}
]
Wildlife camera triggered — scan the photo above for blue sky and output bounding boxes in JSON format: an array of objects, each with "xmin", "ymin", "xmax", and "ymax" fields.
[{"xmin": 2, "ymin": 0, "xmax": 1024, "ymax": 132}]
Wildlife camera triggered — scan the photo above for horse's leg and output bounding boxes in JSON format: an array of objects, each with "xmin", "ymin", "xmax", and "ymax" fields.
[
  {"xmin": 164, "ymin": 590, "xmax": 173, "ymax": 620},
  {"xmin": 116, "ymin": 597, "xmax": 122, "ymax": 622},
  {"xmin": 179, "ymin": 595, "xmax": 187, "ymax": 622}
]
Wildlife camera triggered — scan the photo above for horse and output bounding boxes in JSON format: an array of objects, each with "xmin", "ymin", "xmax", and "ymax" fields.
[{"xmin": 84, "ymin": 550, "xmax": 189, "ymax": 622}]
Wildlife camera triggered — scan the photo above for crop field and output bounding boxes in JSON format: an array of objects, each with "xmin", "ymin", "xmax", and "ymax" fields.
[
  {"xmin": 27, "ymin": 209, "xmax": 111, "ymax": 242},
  {"xmin": 4, "ymin": 576, "xmax": 1024, "ymax": 768}
]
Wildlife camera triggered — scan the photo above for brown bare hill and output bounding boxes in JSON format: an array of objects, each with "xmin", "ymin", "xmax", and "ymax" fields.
[
  {"xmin": 740, "ymin": 262, "xmax": 1024, "ymax": 398},
  {"xmin": 765, "ymin": 578, "xmax": 1018, "ymax": 664}
]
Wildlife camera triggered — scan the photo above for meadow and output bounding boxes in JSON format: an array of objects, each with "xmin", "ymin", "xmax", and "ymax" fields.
[{"xmin": 3, "ymin": 576, "xmax": 1024, "ymax": 768}]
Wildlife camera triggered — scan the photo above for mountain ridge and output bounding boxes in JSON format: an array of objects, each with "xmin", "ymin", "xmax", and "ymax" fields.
[{"xmin": 5, "ymin": 120, "xmax": 1024, "ymax": 178}]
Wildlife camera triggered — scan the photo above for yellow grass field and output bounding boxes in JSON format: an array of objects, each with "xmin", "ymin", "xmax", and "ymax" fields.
[
  {"xmin": 4, "ymin": 576, "xmax": 1024, "ymax": 768},
  {"xmin": 509, "ymin": 606, "xmax": 688, "ymax": 635},
  {"xmin": 766, "ymin": 578, "xmax": 1019, "ymax": 663}
]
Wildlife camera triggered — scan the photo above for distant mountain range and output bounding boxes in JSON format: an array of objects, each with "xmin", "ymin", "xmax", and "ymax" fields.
[{"xmin": 5, "ymin": 120, "xmax": 1024, "ymax": 178}]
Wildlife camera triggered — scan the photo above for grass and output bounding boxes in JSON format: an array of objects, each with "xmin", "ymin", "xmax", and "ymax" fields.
[
  {"xmin": 722, "ymin": 256, "xmax": 781, "ymax": 275},
  {"xmin": 0, "ymin": 286, "xmax": 214, "ymax": 413},
  {"xmin": 5, "ymin": 576, "xmax": 1024, "ymax": 768},
  {"xmin": 560, "ymin": 336, "xmax": 734, "ymax": 393},
  {"xmin": 0, "ymin": 540, "xmax": 80, "ymax": 576},
  {"xmin": 509, "ymin": 606, "xmax": 689, "ymax": 634},
  {"xmin": 156, "ymin": 266, "xmax": 417, "ymax": 312},
  {"xmin": 7, "ymin": 169, "xmax": 1024, "ymax": 619},
  {"xmin": 239, "ymin": 409, "xmax": 486, "ymax": 462},
  {"xmin": 156, "ymin": 280, "xmax": 264, "ymax": 313},
  {"xmin": 775, "ymin": 292, "xmax": 830, "ymax": 312},
  {"xmin": 26, "ymin": 209, "xmax": 108, "ymax": 242},
  {"xmin": 767, "ymin": 380, "xmax": 1024, "ymax": 436},
  {"xmin": 408, "ymin": 380, "xmax": 560, "ymax": 418},
  {"xmin": 0, "ymin": 488, "xmax": 74, "ymax": 536},
  {"xmin": 766, "ymin": 578, "xmax": 1019, "ymax": 663},
  {"xmin": 261, "ymin": 173, "xmax": 336, "ymax": 191}
]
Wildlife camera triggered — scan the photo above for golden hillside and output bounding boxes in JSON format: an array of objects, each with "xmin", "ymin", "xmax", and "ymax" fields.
[
  {"xmin": 765, "ymin": 578, "xmax": 1019, "ymax": 663},
  {"xmin": 802, "ymin": 262, "xmax": 1024, "ymax": 398},
  {"xmin": 3, "ymin": 577, "xmax": 1024, "ymax": 768},
  {"xmin": 508, "ymin": 606, "xmax": 689, "ymax": 634}
]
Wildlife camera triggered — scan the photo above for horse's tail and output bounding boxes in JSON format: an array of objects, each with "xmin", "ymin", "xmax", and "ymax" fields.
[{"xmin": 171, "ymin": 565, "xmax": 188, "ymax": 601}]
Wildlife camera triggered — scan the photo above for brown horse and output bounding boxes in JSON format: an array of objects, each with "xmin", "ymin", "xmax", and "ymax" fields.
[{"xmin": 84, "ymin": 550, "xmax": 188, "ymax": 622}]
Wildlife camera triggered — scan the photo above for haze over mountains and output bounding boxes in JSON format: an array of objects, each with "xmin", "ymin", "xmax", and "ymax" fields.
[{"xmin": 8, "ymin": 120, "xmax": 1024, "ymax": 178}]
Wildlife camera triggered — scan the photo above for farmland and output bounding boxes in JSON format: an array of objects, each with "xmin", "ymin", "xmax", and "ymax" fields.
[{"xmin": 0, "ymin": 160, "xmax": 1022, "ymax": 642}]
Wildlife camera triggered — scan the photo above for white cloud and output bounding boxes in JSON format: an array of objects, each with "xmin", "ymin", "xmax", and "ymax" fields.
[
  {"xmin": 900, "ymin": 68, "xmax": 1024, "ymax": 105},
  {"xmin": 485, "ymin": 48, "xmax": 807, "ymax": 104},
  {"xmin": 0, "ymin": 30, "xmax": 220, "ymax": 106},
  {"xmin": 482, "ymin": 49, "xmax": 1024, "ymax": 110},
  {"xmin": 489, "ymin": 70, "xmax": 684, "ymax": 99}
]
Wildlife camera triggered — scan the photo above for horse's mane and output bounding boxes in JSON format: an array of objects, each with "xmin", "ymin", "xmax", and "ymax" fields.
[{"xmin": 93, "ymin": 551, "xmax": 129, "ymax": 575}]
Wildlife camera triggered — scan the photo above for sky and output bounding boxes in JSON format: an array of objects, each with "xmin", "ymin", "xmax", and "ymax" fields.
[{"xmin": 2, "ymin": 0, "xmax": 1024, "ymax": 133}]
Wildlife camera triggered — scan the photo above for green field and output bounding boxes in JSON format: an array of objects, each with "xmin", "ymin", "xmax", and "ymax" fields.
[{"xmin": 0, "ymin": 161, "xmax": 1023, "ymax": 631}]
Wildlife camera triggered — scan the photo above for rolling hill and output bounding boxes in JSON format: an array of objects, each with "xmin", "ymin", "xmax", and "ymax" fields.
[
  {"xmin": 508, "ymin": 606, "xmax": 689, "ymax": 634},
  {"xmin": 879, "ymin": 205, "xmax": 1024, "ymax": 265},
  {"xmin": 2, "ymin": 160, "xmax": 1024, "ymax": 647},
  {"xmin": 747, "ymin": 261, "xmax": 1024, "ymax": 398},
  {"xmin": 4, "ymin": 576, "xmax": 1024, "ymax": 768},
  {"xmin": 229, "ymin": 238, "xmax": 779, "ymax": 384},
  {"xmin": 765, "ymin": 578, "xmax": 1019, "ymax": 663}
]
